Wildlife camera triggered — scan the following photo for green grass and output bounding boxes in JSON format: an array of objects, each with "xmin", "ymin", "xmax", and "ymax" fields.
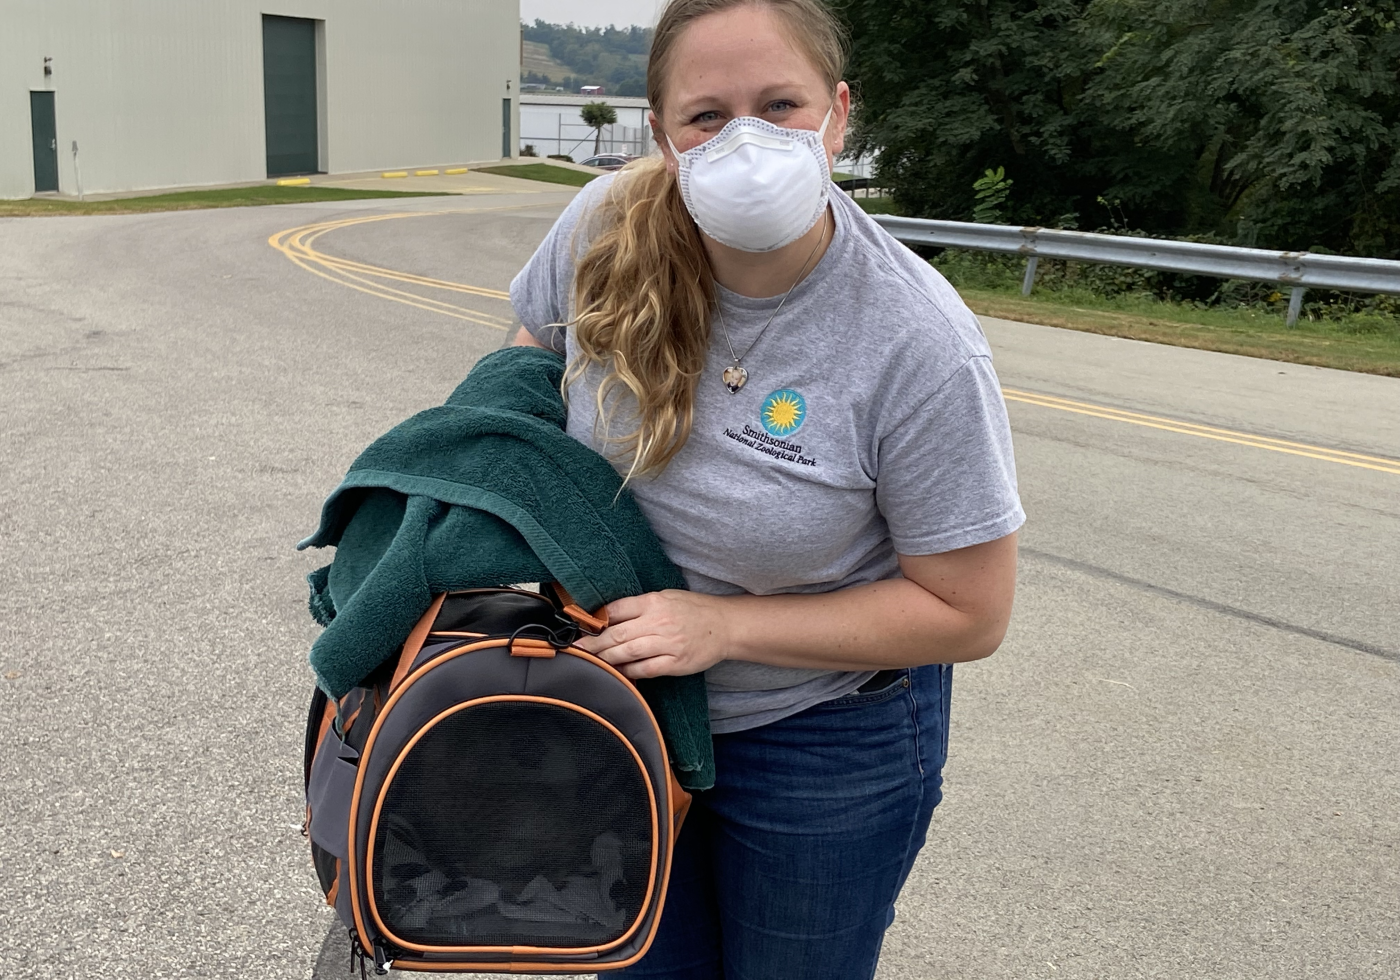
[
  {"xmin": 475, "ymin": 164, "xmax": 599, "ymax": 187},
  {"xmin": 852, "ymin": 195, "xmax": 901, "ymax": 215},
  {"xmin": 0, "ymin": 185, "xmax": 449, "ymax": 217},
  {"xmin": 959, "ymin": 284, "xmax": 1400, "ymax": 377}
]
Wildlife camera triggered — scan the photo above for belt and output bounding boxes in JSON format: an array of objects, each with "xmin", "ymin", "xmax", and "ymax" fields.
[{"xmin": 856, "ymin": 669, "xmax": 903, "ymax": 694}]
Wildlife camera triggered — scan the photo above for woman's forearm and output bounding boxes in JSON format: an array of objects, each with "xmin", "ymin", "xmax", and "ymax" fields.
[
  {"xmin": 718, "ymin": 534, "xmax": 1018, "ymax": 670},
  {"xmin": 716, "ymin": 576, "xmax": 1005, "ymax": 670},
  {"xmin": 578, "ymin": 534, "xmax": 1018, "ymax": 679}
]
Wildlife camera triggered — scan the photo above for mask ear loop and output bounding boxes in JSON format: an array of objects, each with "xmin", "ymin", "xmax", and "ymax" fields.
[
  {"xmin": 664, "ymin": 131, "xmax": 691, "ymax": 178},
  {"xmin": 813, "ymin": 103, "xmax": 836, "ymax": 178}
]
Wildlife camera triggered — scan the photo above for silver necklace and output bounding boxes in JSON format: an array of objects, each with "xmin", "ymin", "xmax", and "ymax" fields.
[{"xmin": 716, "ymin": 213, "xmax": 830, "ymax": 393}]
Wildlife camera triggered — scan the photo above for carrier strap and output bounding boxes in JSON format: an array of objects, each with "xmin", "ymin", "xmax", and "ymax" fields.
[
  {"xmin": 390, "ymin": 594, "xmax": 447, "ymax": 691},
  {"xmin": 550, "ymin": 582, "xmax": 609, "ymax": 635}
]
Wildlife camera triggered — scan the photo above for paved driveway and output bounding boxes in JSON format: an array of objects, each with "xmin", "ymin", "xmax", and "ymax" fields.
[{"xmin": 1, "ymin": 192, "xmax": 1395, "ymax": 979}]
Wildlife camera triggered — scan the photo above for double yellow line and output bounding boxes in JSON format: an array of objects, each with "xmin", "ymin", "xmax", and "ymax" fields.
[
  {"xmin": 1003, "ymin": 388, "xmax": 1400, "ymax": 476},
  {"xmin": 267, "ymin": 209, "xmax": 520, "ymax": 330},
  {"xmin": 267, "ymin": 208, "xmax": 1399, "ymax": 478}
]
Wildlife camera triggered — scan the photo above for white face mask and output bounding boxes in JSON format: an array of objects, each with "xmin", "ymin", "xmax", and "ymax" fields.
[{"xmin": 667, "ymin": 107, "xmax": 833, "ymax": 253}]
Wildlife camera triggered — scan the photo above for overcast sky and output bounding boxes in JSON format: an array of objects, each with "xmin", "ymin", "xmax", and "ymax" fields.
[{"xmin": 520, "ymin": 0, "xmax": 664, "ymax": 29}]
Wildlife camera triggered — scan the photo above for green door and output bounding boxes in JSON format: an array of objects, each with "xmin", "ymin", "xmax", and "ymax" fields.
[
  {"xmin": 262, "ymin": 16, "xmax": 318, "ymax": 176},
  {"xmin": 30, "ymin": 91, "xmax": 58, "ymax": 193},
  {"xmin": 502, "ymin": 98, "xmax": 512, "ymax": 159}
]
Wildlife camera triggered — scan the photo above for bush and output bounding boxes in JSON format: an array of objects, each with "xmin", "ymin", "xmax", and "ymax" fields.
[
  {"xmin": 928, "ymin": 250, "xmax": 1023, "ymax": 292},
  {"xmin": 1337, "ymin": 313, "xmax": 1398, "ymax": 336},
  {"xmin": 521, "ymin": 144, "xmax": 538, "ymax": 157},
  {"xmin": 548, "ymin": 154, "xmax": 573, "ymax": 163}
]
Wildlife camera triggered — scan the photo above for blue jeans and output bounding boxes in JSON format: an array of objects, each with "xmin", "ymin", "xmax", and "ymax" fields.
[{"xmin": 618, "ymin": 664, "xmax": 952, "ymax": 980}]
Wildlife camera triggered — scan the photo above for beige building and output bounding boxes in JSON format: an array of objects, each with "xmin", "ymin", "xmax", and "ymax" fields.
[{"xmin": 1, "ymin": 0, "xmax": 521, "ymax": 199}]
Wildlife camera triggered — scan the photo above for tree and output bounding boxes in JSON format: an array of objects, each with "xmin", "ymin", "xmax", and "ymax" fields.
[
  {"xmin": 581, "ymin": 101, "xmax": 619, "ymax": 156},
  {"xmin": 1082, "ymin": 0, "xmax": 1400, "ymax": 256},
  {"xmin": 838, "ymin": 0, "xmax": 1097, "ymax": 226},
  {"xmin": 837, "ymin": 0, "xmax": 1400, "ymax": 256}
]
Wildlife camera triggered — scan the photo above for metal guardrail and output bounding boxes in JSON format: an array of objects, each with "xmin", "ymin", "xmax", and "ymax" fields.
[{"xmin": 872, "ymin": 216, "xmax": 1400, "ymax": 326}]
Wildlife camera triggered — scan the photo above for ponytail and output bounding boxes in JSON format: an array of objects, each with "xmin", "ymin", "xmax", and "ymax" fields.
[{"xmin": 565, "ymin": 158, "xmax": 715, "ymax": 479}]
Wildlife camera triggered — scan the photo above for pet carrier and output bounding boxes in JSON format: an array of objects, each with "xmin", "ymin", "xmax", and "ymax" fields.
[{"xmin": 304, "ymin": 586, "xmax": 690, "ymax": 974}]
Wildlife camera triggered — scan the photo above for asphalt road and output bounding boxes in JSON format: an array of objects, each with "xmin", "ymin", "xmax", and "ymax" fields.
[{"xmin": 1, "ymin": 191, "xmax": 1396, "ymax": 980}]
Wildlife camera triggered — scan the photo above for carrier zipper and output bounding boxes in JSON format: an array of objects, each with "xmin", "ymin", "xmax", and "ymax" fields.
[
  {"xmin": 347, "ymin": 932, "xmax": 398, "ymax": 977},
  {"xmin": 348, "ymin": 929, "xmax": 365, "ymax": 979}
]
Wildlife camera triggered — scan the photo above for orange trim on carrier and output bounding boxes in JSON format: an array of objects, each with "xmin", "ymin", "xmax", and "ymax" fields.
[{"xmin": 326, "ymin": 859, "xmax": 342, "ymax": 908}]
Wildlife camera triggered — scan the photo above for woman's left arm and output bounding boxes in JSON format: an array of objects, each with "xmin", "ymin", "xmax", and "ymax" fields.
[{"xmin": 576, "ymin": 531, "xmax": 1018, "ymax": 679}]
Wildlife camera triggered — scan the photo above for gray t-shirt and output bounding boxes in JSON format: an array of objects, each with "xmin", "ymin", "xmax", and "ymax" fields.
[{"xmin": 511, "ymin": 174, "xmax": 1024, "ymax": 733}]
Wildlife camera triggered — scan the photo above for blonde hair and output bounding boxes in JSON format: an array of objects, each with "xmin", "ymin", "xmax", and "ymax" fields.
[{"xmin": 564, "ymin": 0, "xmax": 848, "ymax": 480}]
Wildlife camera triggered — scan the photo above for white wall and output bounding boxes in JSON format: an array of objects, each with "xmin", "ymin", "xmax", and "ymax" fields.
[
  {"xmin": 322, "ymin": 0, "xmax": 521, "ymax": 174},
  {"xmin": 519, "ymin": 95, "xmax": 652, "ymax": 159},
  {"xmin": 0, "ymin": 0, "xmax": 520, "ymax": 199}
]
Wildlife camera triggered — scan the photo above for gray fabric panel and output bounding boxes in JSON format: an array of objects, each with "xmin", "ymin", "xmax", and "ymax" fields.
[
  {"xmin": 308, "ymin": 733, "xmax": 359, "ymax": 861},
  {"xmin": 334, "ymin": 860, "xmax": 355, "ymax": 928}
]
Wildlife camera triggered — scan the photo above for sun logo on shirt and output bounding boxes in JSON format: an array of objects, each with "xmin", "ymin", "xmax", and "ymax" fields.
[{"xmin": 761, "ymin": 389, "xmax": 807, "ymax": 437}]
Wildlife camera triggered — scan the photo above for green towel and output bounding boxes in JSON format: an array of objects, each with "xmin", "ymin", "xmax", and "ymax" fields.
[{"xmin": 298, "ymin": 346, "xmax": 715, "ymax": 790}]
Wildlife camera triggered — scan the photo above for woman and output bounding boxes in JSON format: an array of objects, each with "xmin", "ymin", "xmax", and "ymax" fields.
[{"xmin": 510, "ymin": 1, "xmax": 1023, "ymax": 976}]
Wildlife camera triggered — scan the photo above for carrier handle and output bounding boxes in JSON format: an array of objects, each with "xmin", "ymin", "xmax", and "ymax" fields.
[
  {"xmin": 504, "ymin": 624, "xmax": 565, "ymax": 658},
  {"xmin": 507, "ymin": 637, "xmax": 558, "ymax": 658},
  {"xmin": 549, "ymin": 582, "xmax": 609, "ymax": 635}
]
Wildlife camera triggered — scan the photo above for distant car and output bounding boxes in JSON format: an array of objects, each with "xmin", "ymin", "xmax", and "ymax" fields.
[{"xmin": 579, "ymin": 155, "xmax": 632, "ymax": 171}]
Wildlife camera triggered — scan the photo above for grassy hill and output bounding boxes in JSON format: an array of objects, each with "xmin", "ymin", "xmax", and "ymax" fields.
[
  {"xmin": 520, "ymin": 21, "xmax": 650, "ymax": 97},
  {"xmin": 521, "ymin": 41, "xmax": 573, "ymax": 83}
]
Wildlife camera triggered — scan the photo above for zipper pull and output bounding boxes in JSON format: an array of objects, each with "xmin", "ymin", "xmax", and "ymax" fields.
[{"xmin": 372, "ymin": 942, "xmax": 394, "ymax": 974}]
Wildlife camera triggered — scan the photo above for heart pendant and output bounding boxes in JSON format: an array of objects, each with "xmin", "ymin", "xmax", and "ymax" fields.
[{"xmin": 722, "ymin": 364, "xmax": 748, "ymax": 393}]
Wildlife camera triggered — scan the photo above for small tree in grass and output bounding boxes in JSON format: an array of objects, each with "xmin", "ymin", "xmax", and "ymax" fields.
[
  {"xmin": 972, "ymin": 167, "xmax": 1013, "ymax": 224},
  {"xmin": 581, "ymin": 101, "xmax": 618, "ymax": 157}
]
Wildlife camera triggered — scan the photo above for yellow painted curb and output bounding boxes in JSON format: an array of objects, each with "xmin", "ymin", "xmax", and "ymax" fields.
[
  {"xmin": 444, "ymin": 167, "xmax": 469, "ymax": 175},
  {"xmin": 381, "ymin": 171, "xmax": 408, "ymax": 178},
  {"xmin": 415, "ymin": 169, "xmax": 440, "ymax": 176},
  {"xmin": 276, "ymin": 177, "xmax": 311, "ymax": 186}
]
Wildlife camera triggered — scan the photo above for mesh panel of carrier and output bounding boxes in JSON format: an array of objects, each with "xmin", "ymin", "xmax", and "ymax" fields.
[{"xmin": 373, "ymin": 701, "xmax": 654, "ymax": 948}]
